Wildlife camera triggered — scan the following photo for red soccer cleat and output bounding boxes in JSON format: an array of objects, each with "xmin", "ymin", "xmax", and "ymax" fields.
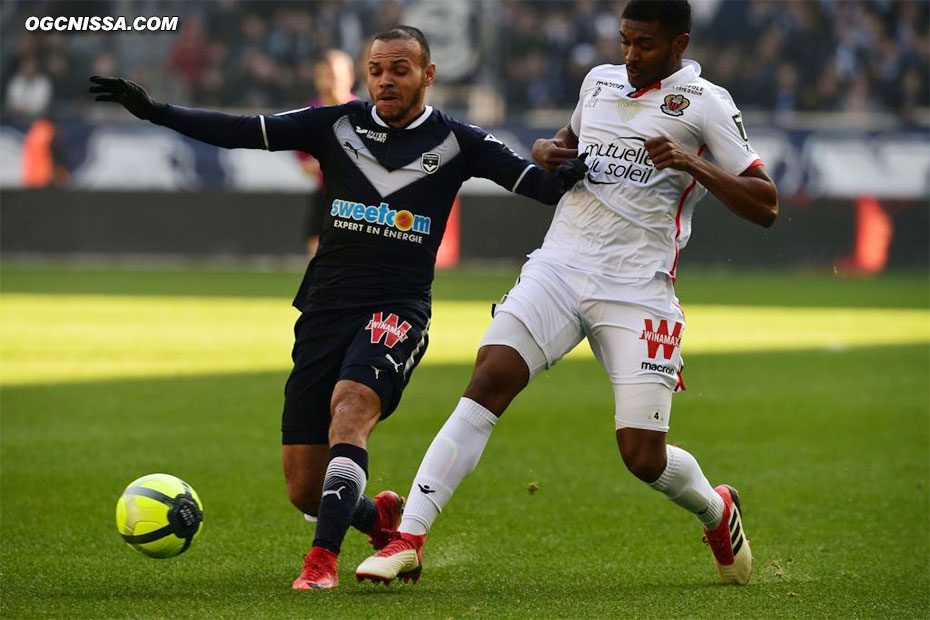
[
  {"xmin": 703, "ymin": 484, "xmax": 753, "ymax": 584},
  {"xmin": 364, "ymin": 491, "xmax": 405, "ymax": 551},
  {"xmin": 291, "ymin": 546, "xmax": 339, "ymax": 590},
  {"xmin": 355, "ymin": 531, "xmax": 425, "ymax": 585}
]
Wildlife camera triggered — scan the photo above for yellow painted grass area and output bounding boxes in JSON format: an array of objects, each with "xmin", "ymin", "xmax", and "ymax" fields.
[{"xmin": 1, "ymin": 294, "xmax": 928, "ymax": 386}]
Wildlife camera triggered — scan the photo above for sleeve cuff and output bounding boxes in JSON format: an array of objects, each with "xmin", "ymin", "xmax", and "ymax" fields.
[{"xmin": 147, "ymin": 102, "xmax": 170, "ymax": 125}]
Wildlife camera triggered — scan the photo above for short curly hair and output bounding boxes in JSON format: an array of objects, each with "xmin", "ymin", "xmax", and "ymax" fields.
[{"xmin": 622, "ymin": 0, "xmax": 692, "ymax": 37}]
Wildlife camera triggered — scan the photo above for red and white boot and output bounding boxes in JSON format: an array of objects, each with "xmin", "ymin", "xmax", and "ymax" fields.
[
  {"xmin": 292, "ymin": 546, "xmax": 339, "ymax": 590},
  {"xmin": 364, "ymin": 491, "xmax": 405, "ymax": 550},
  {"xmin": 703, "ymin": 484, "xmax": 752, "ymax": 584},
  {"xmin": 355, "ymin": 531, "xmax": 425, "ymax": 585}
]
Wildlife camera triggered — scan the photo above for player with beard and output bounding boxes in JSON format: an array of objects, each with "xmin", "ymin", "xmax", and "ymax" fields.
[
  {"xmin": 89, "ymin": 25, "xmax": 587, "ymax": 590},
  {"xmin": 356, "ymin": 1, "xmax": 777, "ymax": 586}
]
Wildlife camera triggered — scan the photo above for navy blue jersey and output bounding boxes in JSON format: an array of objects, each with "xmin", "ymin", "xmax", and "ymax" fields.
[{"xmin": 150, "ymin": 100, "xmax": 565, "ymax": 309}]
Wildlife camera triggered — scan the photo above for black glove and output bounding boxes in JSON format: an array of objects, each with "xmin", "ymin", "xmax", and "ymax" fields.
[
  {"xmin": 554, "ymin": 153, "xmax": 588, "ymax": 193},
  {"xmin": 89, "ymin": 76, "xmax": 158, "ymax": 120}
]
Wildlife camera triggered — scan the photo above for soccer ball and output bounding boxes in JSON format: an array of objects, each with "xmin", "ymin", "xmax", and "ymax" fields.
[{"xmin": 115, "ymin": 473, "xmax": 203, "ymax": 559}]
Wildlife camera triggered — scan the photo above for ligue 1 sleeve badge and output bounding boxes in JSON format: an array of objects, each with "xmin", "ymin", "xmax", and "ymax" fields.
[{"xmin": 661, "ymin": 93, "xmax": 690, "ymax": 116}]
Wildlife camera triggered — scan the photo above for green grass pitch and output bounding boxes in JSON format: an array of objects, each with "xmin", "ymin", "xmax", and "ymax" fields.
[{"xmin": 1, "ymin": 265, "xmax": 927, "ymax": 618}]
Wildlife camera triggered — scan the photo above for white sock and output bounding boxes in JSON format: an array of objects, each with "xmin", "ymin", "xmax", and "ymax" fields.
[
  {"xmin": 649, "ymin": 445, "xmax": 724, "ymax": 529},
  {"xmin": 399, "ymin": 398, "xmax": 498, "ymax": 535}
]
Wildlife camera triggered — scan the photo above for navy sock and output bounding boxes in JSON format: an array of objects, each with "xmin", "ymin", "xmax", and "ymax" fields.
[
  {"xmin": 351, "ymin": 495, "xmax": 378, "ymax": 533},
  {"xmin": 312, "ymin": 443, "xmax": 369, "ymax": 554}
]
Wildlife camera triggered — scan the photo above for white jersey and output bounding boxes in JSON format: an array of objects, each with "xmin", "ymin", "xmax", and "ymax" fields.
[{"xmin": 530, "ymin": 60, "xmax": 762, "ymax": 281}]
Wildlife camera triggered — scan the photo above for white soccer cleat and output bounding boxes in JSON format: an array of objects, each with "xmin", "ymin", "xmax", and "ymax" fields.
[
  {"xmin": 355, "ymin": 531, "xmax": 425, "ymax": 585},
  {"xmin": 703, "ymin": 484, "xmax": 752, "ymax": 584}
]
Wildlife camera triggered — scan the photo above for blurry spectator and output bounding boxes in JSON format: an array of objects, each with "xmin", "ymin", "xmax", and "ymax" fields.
[
  {"xmin": 20, "ymin": 117, "xmax": 69, "ymax": 187},
  {"xmin": 204, "ymin": 0, "xmax": 243, "ymax": 42},
  {"xmin": 193, "ymin": 42, "xmax": 232, "ymax": 106},
  {"xmin": 295, "ymin": 50, "xmax": 358, "ymax": 258},
  {"xmin": 900, "ymin": 67, "xmax": 926, "ymax": 122},
  {"xmin": 42, "ymin": 33, "xmax": 81, "ymax": 106},
  {"xmin": 565, "ymin": 42, "xmax": 597, "ymax": 98},
  {"xmin": 230, "ymin": 49, "xmax": 285, "ymax": 108},
  {"xmin": 0, "ymin": 0, "xmax": 925, "ymax": 124},
  {"xmin": 310, "ymin": 50, "xmax": 356, "ymax": 108},
  {"xmin": 267, "ymin": 7, "xmax": 317, "ymax": 64},
  {"xmin": 739, "ymin": 26, "xmax": 780, "ymax": 108},
  {"xmin": 5, "ymin": 57, "xmax": 51, "ymax": 119},
  {"xmin": 46, "ymin": 51, "xmax": 76, "ymax": 106},
  {"xmin": 367, "ymin": 0, "xmax": 405, "ymax": 35},
  {"xmin": 170, "ymin": 18, "xmax": 211, "ymax": 91},
  {"xmin": 813, "ymin": 62, "xmax": 842, "ymax": 112},
  {"xmin": 288, "ymin": 58, "xmax": 318, "ymax": 106},
  {"xmin": 774, "ymin": 63, "xmax": 798, "ymax": 123},
  {"xmin": 238, "ymin": 13, "xmax": 269, "ymax": 56},
  {"xmin": 353, "ymin": 36, "xmax": 374, "ymax": 101},
  {"xmin": 91, "ymin": 52, "xmax": 118, "ymax": 80},
  {"xmin": 844, "ymin": 74, "xmax": 874, "ymax": 115}
]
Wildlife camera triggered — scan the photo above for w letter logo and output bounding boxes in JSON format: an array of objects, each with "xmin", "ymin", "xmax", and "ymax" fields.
[
  {"xmin": 640, "ymin": 319, "xmax": 683, "ymax": 360},
  {"xmin": 366, "ymin": 312, "xmax": 412, "ymax": 348}
]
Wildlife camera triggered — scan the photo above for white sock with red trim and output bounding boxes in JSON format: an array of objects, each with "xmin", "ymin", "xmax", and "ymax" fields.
[{"xmin": 649, "ymin": 445, "xmax": 724, "ymax": 529}]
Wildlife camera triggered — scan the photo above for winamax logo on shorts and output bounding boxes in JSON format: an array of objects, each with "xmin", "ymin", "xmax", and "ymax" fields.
[
  {"xmin": 583, "ymin": 140, "xmax": 656, "ymax": 185},
  {"xmin": 366, "ymin": 312, "xmax": 412, "ymax": 348},
  {"xmin": 640, "ymin": 319, "xmax": 682, "ymax": 360},
  {"xmin": 330, "ymin": 199, "xmax": 431, "ymax": 243}
]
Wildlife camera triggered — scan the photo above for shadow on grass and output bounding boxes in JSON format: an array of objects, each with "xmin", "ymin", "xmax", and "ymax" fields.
[{"xmin": 2, "ymin": 264, "xmax": 928, "ymax": 307}]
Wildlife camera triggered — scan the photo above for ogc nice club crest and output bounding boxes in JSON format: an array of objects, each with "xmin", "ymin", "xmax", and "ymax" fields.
[{"xmin": 660, "ymin": 94, "xmax": 690, "ymax": 117}]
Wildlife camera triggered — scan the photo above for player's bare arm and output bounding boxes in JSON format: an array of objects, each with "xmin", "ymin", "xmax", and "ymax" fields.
[
  {"xmin": 532, "ymin": 124, "xmax": 579, "ymax": 173},
  {"xmin": 644, "ymin": 135, "xmax": 778, "ymax": 228}
]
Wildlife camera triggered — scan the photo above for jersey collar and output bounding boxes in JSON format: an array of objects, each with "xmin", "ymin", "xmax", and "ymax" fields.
[
  {"xmin": 626, "ymin": 59, "xmax": 701, "ymax": 98},
  {"xmin": 370, "ymin": 104, "xmax": 434, "ymax": 130}
]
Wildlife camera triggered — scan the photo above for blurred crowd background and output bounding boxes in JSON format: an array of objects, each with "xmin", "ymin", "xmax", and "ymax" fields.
[
  {"xmin": 0, "ymin": 0, "xmax": 926, "ymax": 273},
  {"xmin": 2, "ymin": 0, "xmax": 928, "ymax": 126}
]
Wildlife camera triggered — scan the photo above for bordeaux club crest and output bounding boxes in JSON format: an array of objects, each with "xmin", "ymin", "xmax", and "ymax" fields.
[
  {"xmin": 421, "ymin": 152, "xmax": 441, "ymax": 174},
  {"xmin": 660, "ymin": 93, "xmax": 690, "ymax": 117}
]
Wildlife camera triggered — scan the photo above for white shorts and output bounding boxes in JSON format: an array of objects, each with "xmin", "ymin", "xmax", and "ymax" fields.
[{"xmin": 483, "ymin": 259, "xmax": 686, "ymax": 392}]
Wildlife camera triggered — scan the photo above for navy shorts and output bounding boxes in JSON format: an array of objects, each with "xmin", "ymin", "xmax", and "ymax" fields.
[{"xmin": 281, "ymin": 301, "xmax": 430, "ymax": 444}]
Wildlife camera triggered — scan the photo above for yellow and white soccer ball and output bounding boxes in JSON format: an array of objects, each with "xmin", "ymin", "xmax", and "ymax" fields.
[{"xmin": 115, "ymin": 473, "xmax": 203, "ymax": 559}]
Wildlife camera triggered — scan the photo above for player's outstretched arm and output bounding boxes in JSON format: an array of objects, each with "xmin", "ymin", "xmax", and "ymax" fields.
[
  {"xmin": 462, "ymin": 125, "xmax": 586, "ymax": 205},
  {"xmin": 89, "ymin": 76, "xmax": 266, "ymax": 150},
  {"xmin": 645, "ymin": 136, "xmax": 778, "ymax": 228},
  {"xmin": 499, "ymin": 155, "xmax": 588, "ymax": 205}
]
